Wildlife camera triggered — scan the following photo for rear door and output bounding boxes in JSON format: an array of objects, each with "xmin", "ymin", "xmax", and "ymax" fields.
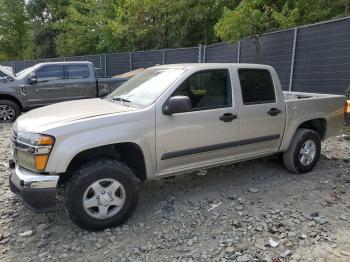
[
  {"xmin": 26, "ymin": 65, "xmax": 66, "ymax": 107},
  {"xmin": 65, "ymin": 64, "xmax": 96, "ymax": 100},
  {"xmin": 236, "ymin": 68, "xmax": 285, "ymax": 158}
]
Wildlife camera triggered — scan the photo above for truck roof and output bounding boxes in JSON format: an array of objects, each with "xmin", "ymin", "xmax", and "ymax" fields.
[
  {"xmin": 151, "ymin": 63, "xmax": 274, "ymax": 70},
  {"xmin": 35, "ymin": 61, "xmax": 93, "ymax": 66}
]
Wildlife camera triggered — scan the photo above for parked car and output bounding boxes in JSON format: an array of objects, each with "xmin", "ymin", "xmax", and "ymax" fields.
[
  {"xmin": 9, "ymin": 63, "xmax": 345, "ymax": 230},
  {"xmin": 0, "ymin": 61, "xmax": 127, "ymax": 123}
]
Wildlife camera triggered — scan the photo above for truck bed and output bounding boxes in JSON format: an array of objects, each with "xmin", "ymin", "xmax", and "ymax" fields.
[{"xmin": 280, "ymin": 91, "xmax": 345, "ymax": 150}]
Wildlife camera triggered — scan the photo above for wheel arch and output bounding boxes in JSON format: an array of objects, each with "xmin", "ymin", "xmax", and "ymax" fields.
[
  {"xmin": 62, "ymin": 142, "xmax": 147, "ymax": 183},
  {"xmin": 0, "ymin": 94, "xmax": 23, "ymax": 110}
]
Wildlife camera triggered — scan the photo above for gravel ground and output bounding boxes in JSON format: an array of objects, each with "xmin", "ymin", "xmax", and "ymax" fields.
[{"xmin": 0, "ymin": 123, "xmax": 350, "ymax": 262}]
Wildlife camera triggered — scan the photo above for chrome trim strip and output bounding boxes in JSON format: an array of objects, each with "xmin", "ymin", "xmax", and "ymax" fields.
[{"xmin": 10, "ymin": 165, "xmax": 59, "ymax": 189}]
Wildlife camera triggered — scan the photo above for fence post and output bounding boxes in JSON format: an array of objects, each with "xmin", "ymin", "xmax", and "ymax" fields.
[
  {"xmin": 203, "ymin": 45, "xmax": 207, "ymax": 63},
  {"xmin": 237, "ymin": 41, "xmax": 241, "ymax": 63},
  {"xmin": 162, "ymin": 50, "xmax": 166, "ymax": 64},
  {"xmin": 289, "ymin": 28, "xmax": 298, "ymax": 92},
  {"xmin": 104, "ymin": 55, "xmax": 107, "ymax": 77},
  {"xmin": 198, "ymin": 44, "xmax": 202, "ymax": 63},
  {"xmin": 129, "ymin": 52, "xmax": 133, "ymax": 71}
]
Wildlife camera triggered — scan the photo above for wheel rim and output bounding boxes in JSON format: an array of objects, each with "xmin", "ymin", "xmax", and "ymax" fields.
[
  {"xmin": 83, "ymin": 178, "xmax": 126, "ymax": 219},
  {"xmin": 0, "ymin": 104, "xmax": 16, "ymax": 123},
  {"xmin": 299, "ymin": 139, "xmax": 317, "ymax": 166}
]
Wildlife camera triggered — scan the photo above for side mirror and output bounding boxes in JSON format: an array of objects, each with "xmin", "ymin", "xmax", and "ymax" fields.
[
  {"xmin": 28, "ymin": 72, "xmax": 37, "ymax": 85},
  {"xmin": 163, "ymin": 96, "xmax": 192, "ymax": 115}
]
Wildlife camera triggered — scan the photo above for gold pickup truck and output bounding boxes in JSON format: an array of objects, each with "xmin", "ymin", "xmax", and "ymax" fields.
[{"xmin": 9, "ymin": 63, "xmax": 346, "ymax": 230}]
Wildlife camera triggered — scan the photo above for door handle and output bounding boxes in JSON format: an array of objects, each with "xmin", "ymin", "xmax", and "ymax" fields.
[
  {"xmin": 219, "ymin": 113, "xmax": 237, "ymax": 122},
  {"xmin": 267, "ymin": 108, "xmax": 282, "ymax": 116},
  {"xmin": 56, "ymin": 84, "xmax": 64, "ymax": 87}
]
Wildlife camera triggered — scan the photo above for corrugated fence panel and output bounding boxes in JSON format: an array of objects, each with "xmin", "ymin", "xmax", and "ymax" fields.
[
  {"xmin": 293, "ymin": 19, "xmax": 350, "ymax": 94},
  {"xmin": 24, "ymin": 60, "xmax": 37, "ymax": 68},
  {"xmin": 106, "ymin": 53, "xmax": 130, "ymax": 77},
  {"xmin": 132, "ymin": 50, "xmax": 164, "ymax": 69},
  {"xmin": 240, "ymin": 30, "xmax": 295, "ymax": 91},
  {"xmin": 65, "ymin": 56, "xmax": 84, "ymax": 61},
  {"xmin": 205, "ymin": 43, "xmax": 238, "ymax": 63},
  {"xmin": 13, "ymin": 61, "xmax": 26, "ymax": 73},
  {"xmin": 50, "ymin": 58, "xmax": 65, "ymax": 62},
  {"xmin": 165, "ymin": 47, "xmax": 199, "ymax": 64}
]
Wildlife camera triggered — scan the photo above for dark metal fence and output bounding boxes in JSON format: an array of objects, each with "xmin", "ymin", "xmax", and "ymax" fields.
[{"xmin": 2, "ymin": 17, "xmax": 350, "ymax": 94}]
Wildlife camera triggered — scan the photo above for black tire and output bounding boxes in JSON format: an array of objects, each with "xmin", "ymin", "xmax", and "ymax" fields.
[
  {"xmin": 283, "ymin": 128, "xmax": 321, "ymax": 174},
  {"xmin": 0, "ymin": 99, "xmax": 21, "ymax": 123},
  {"xmin": 65, "ymin": 158, "xmax": 140, "ymax": 231}
]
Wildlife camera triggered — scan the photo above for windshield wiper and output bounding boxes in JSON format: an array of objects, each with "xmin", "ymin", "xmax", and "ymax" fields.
[{"xmin": 112, "ymin": 97, "xmax": 131, "ymax": 103}]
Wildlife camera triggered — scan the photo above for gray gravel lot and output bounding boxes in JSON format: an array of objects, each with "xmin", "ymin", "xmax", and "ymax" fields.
[{"xmin": 0, "ymin": 123, "xmax": 350, "ymax": 262}]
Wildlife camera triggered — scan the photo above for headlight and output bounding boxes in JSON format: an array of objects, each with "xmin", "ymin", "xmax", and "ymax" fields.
[{"xmin": 14, "ymin": 132, "xmax": 55, "ymax": 172}]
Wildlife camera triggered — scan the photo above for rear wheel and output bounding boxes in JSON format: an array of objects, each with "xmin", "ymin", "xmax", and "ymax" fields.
[
  {"xmin": 0, "ymin": 100, "xmax": 21, "ymax": 123},
  {"xmin": 283, "ymin": 128, "xmax": 321, "ymax": 174},
  {"xmin": 65, "ymin": 159, "xmax": 139, "ymax": 231}
]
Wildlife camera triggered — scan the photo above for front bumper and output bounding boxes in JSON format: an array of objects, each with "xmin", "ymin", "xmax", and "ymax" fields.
[{"xmin": 9, "ymin": 164, "xmax": 59, "ymax": 213}]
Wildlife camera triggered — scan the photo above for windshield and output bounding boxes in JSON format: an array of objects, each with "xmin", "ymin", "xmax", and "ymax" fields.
[{"xmin": 108, "ymin": 67, "xmax": 186, "ymax": 107}]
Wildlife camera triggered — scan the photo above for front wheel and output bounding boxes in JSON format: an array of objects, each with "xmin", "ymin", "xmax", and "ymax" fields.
[
  {"xmin": 65, "ymin": 159, "xmax": 139, "ymax": 231},
  {"xmin": 0, "ymin": 100, "xmax": 21, "ymax": 123},
  {"xmin": 283, "ymin": 128, "xmax": 321, "ymax": 174}
]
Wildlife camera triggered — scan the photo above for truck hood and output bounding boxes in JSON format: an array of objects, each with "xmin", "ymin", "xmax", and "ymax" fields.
[{"xmin": 14, "ymin": 98, "xmax": 136, "ymax": 133}]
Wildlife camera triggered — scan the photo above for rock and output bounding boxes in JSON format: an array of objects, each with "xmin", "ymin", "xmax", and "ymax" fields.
[
  {"xmin": 187, "ymin": 239, "xmax": 194, "ymax": 246},
  {"xmin": 280, "ymin": 250, "xmax": 292, "ymax": 258},
  {"xmin": 313, "ymin": 216, "xmax": 328, "ymax": 225},
  {"xmin": 310, "ymin": 211, "xmax": 319, "ymax": 217},
  {"xmin": 237, "ymin": 254, "xmax": 251, "ymax": 262},
  {"xmin": 140, "ymin": 245, "xmax": 148, "ymax": 252},
  {"xmin": 339, "ymin": 215, "xmax": 347, "ymax": 221},
  {"xmin": 248, "ymin": 187, "xmax": 259, "ymax": 193},
  {"xmin": 236, "ymin": 205, "xmax": 244, "ymax": 211},
  {"xmin": 269, "ymin": 237, "xmax": 279, "ymax": 247},
  {"xmin": 19, "ymin": 230, "xmax": 33, "ymax": 237},
  {"xmin": 225, "ymin": 246, "xmax": 235, "ymax": 254},
  {"xmin": 341, "ymin": 250, "xmax": 350, "ymax": 256}
]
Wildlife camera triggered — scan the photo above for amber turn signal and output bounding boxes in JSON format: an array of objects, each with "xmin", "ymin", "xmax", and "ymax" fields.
[
  {"xmin": 37, "ymin": 135, "xmax": 54, "ymax": 146},
  {"xmin": 35, "ymin": 155, "xmax": 49, "ymax": 171}
]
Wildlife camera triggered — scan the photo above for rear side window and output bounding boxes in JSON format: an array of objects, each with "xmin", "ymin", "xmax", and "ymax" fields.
[
  {"xmin": 66, "ymin": 65, "xmax": 90, "ymax": 79},
  {"xmin": 238, "ymin": 69, "xmax": 275, "ymax": 105},
  {"xmin": 36, "ymin": 66, "xmax": 64, "ymax": 82}
]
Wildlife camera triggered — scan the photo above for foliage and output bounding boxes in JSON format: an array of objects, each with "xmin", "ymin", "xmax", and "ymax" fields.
[
  {"xmin": 215, "ymin": 0, "xmax": 349, "ymax": 42},
  {"xmin": 0, "ymin": 0, "xmax": 28, "ymax": 60},
  {"xmin": 0, "ymin": 0, "xmax": 348, "ymax": 60}
]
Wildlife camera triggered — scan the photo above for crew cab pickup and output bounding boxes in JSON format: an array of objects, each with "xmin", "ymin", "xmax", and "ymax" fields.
[
  {"xmin": 0, "ymin": 61, "xmax": 126, "ymax": 123},
  {"xmin": 9, "ymin": 63, "xmax": 345, "ymax": 230}
]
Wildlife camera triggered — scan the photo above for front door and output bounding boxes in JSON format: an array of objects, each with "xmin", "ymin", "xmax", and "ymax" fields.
[
  {"xmin": 26, "ymin": 65, "xmax": 66, "ymax": 107},
  {"xmin": 155, "ymin": 69, "xmax": 239, "ymax": 175},
  {"xmin": 236, "ymin": 68, "xmax": 285, "ymax": 158}
]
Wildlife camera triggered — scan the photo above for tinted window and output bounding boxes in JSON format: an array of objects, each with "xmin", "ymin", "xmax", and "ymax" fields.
[
  {"xmin": 172, "ymin": 69, "xmax": 232, "ymax": 111},
  {"xmin": 66, "ymin": 65, "xmax": 90, "ymax": 79},
  {"xmin": 238, "ymin": 69, "xmax": 275, "ymax": 105},
  {"xmin": 36, "ymin": 66, "xmax": 64, "ymax": 82}
]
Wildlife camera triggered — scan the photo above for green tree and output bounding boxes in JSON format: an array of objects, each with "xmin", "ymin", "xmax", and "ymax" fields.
[
  {"xmin": 215, "ymin": 0, "xmax": 349, "ymax": 42},
  {"xmin": 25, "ymin": 0, "xmax": 69, "ymax": 59},
  {"xmin": 0, "ymin": 0, "xmax": 28, "ymax": 60},
  {"xmin": 55, "ymin": 0, "xmax": 117, "ymax": 56},
  {"xmin": 109, "ymin": 0, "xmax": 237, "ymax": 51}
]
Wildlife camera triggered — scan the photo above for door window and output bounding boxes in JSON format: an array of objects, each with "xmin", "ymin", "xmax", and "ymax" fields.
[
  {"xmin": 36, "ymin": 66, "xmax": 64, "ymax": 83},
  {"xmin": 66, "ymin": 65, "xmax": 90, "ymax": 79},
  {"xmin": 171, "ymin": 69, "xmax": 232, "ymax": 111},
  {"xmin": 238, "ymin": 69, "xmax": 275, "ymax": 105}
]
